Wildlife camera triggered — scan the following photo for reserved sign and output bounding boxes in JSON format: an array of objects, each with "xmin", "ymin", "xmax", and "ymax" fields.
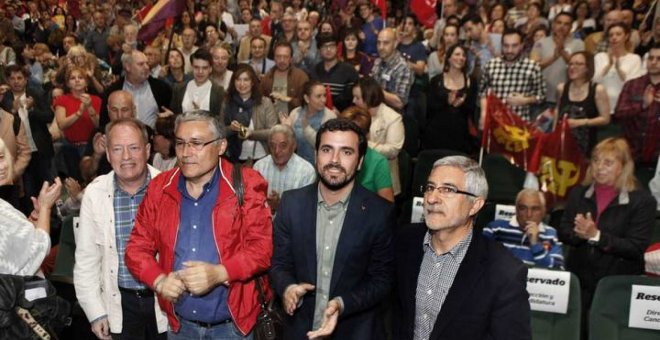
[
  {"xmin": 629, "ymin": 285, "xmax": 660, "ymax": 330},
  {"xmin": 526, "ymin": 268, "xmax": 571, "ymax": 314}
]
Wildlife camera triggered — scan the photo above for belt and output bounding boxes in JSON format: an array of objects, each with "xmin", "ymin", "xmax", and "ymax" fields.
[
  {"xmin": 118, "ymin": 287, "xmax": 154, "ymax": 298},
  {"xmin": 176, "ymin": 313, "xmax": 232, "ymax": 328}
]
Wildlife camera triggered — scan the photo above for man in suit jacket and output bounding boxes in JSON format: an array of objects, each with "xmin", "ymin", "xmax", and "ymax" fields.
[
  {"xmin": 101, "ymin": 50, "xmax": 172, "ymax": 129},
  {"xmin": 394, "ymin": 155, "xmax": 531, "ymax": 340},
  {"xmin": 271, "ymin": 118, "xmax": 394, "ymax": 339}
]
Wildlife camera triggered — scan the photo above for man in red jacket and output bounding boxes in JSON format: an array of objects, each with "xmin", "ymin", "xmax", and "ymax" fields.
[{"xmin": 125, "ymin": 110, "xmax": 272, "ymax": 338}]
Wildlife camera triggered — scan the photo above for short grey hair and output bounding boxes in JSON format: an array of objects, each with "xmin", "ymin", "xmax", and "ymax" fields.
[
  {"xmin": 269, "ymin": 124, "xmax": 295, "ymax": 143},
  {"xmin": 174, "ymin": 110, "xmax": 226, "ymax": 140},
  {"xmin": 516, "ymin": 188, "xmax": 546, "ymax": 209},
  {"xmin": 432, "ymin": 156, "xmax": 489, "ymax": 199}
]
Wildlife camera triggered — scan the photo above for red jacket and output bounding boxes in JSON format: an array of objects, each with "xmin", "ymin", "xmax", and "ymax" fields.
[{"xmin": 125, "ymin": 159, "xmax": 272, "ymax": 334}]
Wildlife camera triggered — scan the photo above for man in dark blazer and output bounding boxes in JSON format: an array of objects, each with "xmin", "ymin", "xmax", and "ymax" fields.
[
  {"xmin": 100, "ymin": 50, "xmax": 172, "ymax": 129},
  {"xmin": 394, "ymin": 155, "xmax": 531, "ymax": 340},
  {"xmin": 0, "ymin": 65, "xmax": 53, "ymax": 210},
  {"xmin": 271, "ymin": 119, "xmax": 394, "ymax": 339}
]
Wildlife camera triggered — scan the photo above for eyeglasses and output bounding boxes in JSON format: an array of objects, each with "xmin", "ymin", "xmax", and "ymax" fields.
[
  {"xmin": 174, "ymin": 137, "xmax": 221, "ymax": 151},
  {"xmin": 420, "ymin": 184, "xmax": 476, "ymax": 198}
]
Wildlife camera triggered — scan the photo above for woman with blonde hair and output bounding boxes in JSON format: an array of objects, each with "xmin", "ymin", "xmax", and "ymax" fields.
[{"xmin": 559, "ymin": 137, "xmax": 656, "ymax": 333}]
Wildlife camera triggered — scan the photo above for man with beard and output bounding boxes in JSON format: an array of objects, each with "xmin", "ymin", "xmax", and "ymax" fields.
[
  {"xmin": 393, "ymin": 156, "xmax": 531, "ymax": 340},
  {"xmin": 271, "ymin": 118, "xmax": 395, "ymax": 339},
  {"xmin": 479, "ymin": 29, "xmax": 544, "ymax": 125}
]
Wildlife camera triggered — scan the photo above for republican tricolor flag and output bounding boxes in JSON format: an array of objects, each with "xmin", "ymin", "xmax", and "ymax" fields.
[{"xmin": 138, "ymin": 0, "xmax": 186, "ymax": 44}]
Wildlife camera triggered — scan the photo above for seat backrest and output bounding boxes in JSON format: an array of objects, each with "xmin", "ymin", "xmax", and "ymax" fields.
[
  {"xmin": 589, "ymin": 275, "xmax": 660, "ymax": 340},
  {"xmin": 482, "ymin": 153, "xmax": 526, "ymax": 204},
  {"xmin": 49, "ymin": 215, "xmax": 77, "ymax": 284},
  {"xmin": 531, "ymin": 272, "xmax": 582, "ymax": 340}
]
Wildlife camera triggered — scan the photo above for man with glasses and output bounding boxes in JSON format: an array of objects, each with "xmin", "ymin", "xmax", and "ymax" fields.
[
  {"xmin": 393, "ymin": 156, "xmax": 531, "ymax": 340},
  {"xmin": 126, "ymin": 111, "xmax": 272, "ymax": 338},
  {"xmin": 75, "ymin": 117, "xmax": 167, "ymax": 340},
  {"xmin": 483, "ymin": 188, "xmax": 564, "ymax": 269},
  {"xmin": 271, "ymin": 118, "xmax": 395, "ymax": 339},
  {"xmin": 309, "ymin": 33, "xmax": 359, "ymax": 112}
]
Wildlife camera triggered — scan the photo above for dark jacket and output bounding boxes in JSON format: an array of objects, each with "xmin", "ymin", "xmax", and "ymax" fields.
[
  {"xmin": 100, "ymin": 77, "xmax": 172, "ymax": 128},
  {"xmin": 270, "ymin": 183, "xmax": 395, "ymax": 339},
  {"xmin": 170, "ymin": 80, "xmax": 225, "ymax": 116},
  {"xmin": 394, "ymin": 224, "xmax": 531, "ymax": 340},
  {"xmin": 0, "ymin": 87, "xmax": 54, "ymax": 157},
  {"xmin": 558, "ymin": 184, "xmax": 656, "ymax": 301}
]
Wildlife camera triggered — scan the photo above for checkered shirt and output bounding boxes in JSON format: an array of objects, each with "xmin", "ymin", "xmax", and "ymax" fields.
[
  {"xmin": 371, "ymin": 51, "xmax": 414, "ymax": 107},
  {"xmin": 113, "ymin": 172, "xmax": 151, "ymax": 289},
  {"xmin": 414, "ymin": 230, "xmax": 473, "ymax": 340},
  {"xmin": 479, "ymin": 57, "xmax": 545, "ymax": 122}
]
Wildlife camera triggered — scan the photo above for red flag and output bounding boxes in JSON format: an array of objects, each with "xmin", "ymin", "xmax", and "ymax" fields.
[
  {"xmin": 372, "ymin": 0, "xmax": 387, "ymax": 21},
  {"xmin": 532, "ymin": 115, "xmax": 587, "ymax": 208},
  {"xmin": 411, "ymin": 0, "xmax": 437, "ymax": 28},
  {"xmin": 138, "ymin": 0, "xmax": 186, "ymax": 44},
  {"xmin": 482, "ymin": 95, "xmax": 543, "ymax": 172},
  {"xmin": 325, "ymin": 85, "xmax": 334, "ymax": 110}
]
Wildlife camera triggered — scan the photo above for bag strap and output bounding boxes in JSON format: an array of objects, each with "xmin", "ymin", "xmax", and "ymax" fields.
[{"xmin": 232, "ymin": 162, "xmax": 244, "ymax": 207}]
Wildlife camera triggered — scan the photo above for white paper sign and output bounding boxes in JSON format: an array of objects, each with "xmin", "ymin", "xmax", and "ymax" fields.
[
  {"xmin": 24, "ymin": 287, "xmax": 47, "ymax": 302},
  {"xmin": 628, "ymin": 285, "xmax": 660, "ymax": 330},
  {"xmin": 234, "ymin": 24, "xmax": 249, "ymax": 39},
  {"xmin": 494, "ymin": 204, "xmax": 516, "ymax": 221},
  {"xmin": 411, "ymin": 197, "xmax": 424, "ymax": 223},
  {"xmin": 526, "ymin": 268, "xmax": 571, "ymax": 314}
]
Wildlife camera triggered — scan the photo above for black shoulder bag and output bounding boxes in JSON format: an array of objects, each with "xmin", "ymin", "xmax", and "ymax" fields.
[{"xmin": 231, "ymin": 164, "xmax": 284, "ymax": 340}]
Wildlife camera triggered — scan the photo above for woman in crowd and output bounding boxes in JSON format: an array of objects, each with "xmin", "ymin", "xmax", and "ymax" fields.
[
  {"xmin": 559, "ymin": 137, "xmax": 656, "ymax": 333},
  {"xmin": 224, "ymin": 64, "xmax": 278, "ymax": 163},
  {"xmin": 489, "ymin": 18, "xmax": 506, "ymax": 34},
  {"xmin": 425, "ymin": 44, "xmax": 477, "ymax": 154},
  {"xmin": 342, "ymin": 28, "xmax": 373, "ymax": 77},
  {"xmin": 488, "ymin": 3, "xmax": 507, "ymax": 31},
  {"xmin": 280, "ymin": 80, "xmax": 336, "ymax": 164},
  {"xmin": 593, "ymin": 23, "xmax": 642, "ymax": 114},
  {"xmin": 556, "ymin": 51, "xmax": 610, "ymax": 156},
  {"xmin": 514, "ymin": 2, "xmax": 548, "ymax": 37},
  {"xmin": 159, "ymin": 49, "xmax": 192, "ymax": 87},
  {"xmin": 0, "ymin": 137, "xmax": 62, "ymax": 276},
  {"xmin": 57, "ymin": 45, "xmax": 105, "ymax": 95},
  {"xmin": 152, "ymin": 116, "xmax": 177, "ymax": 171},
  {"xmin": 53, "ymin": 66, "xmax": 101, "ymax": 180},
  {"xmin": 0, "ymin": 138, "xmax": 18, "ymax": 208},
  {"xmin": 352, "ymin": 77, "xmax": 404, "ymax": 196},
  {"xmin": 427, "ymin": 24, "xmax": 459, "ymax": 80},
  {"xmin": 338, "ymin": 106, "xmax": 394, "ymax": 202},
  {"xmin": 572, "ymin": 1, "xmax": 597, "ymax": 40}
]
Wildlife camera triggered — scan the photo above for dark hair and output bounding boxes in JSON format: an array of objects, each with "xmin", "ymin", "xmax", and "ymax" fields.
[
  {"xmin": 650, "ymin": 42, "xmax": 660, "ymax": 51},
  {"xmin": 528, "ymin": 2, "xmax": 543, "ymax": 14},
  {"xmin": 462, "ymin": 14, "xmax": 484, "ymax": 26},
  {"xmin": 573, "ymin": 1, "xmax": 591, "ymax": 19},
  {"xmin": 227, "ymin": 64, "xmax": 263, "ymax": 103},
  {"xmin": 567, "ymin": 51, "xmax": 594, "ymax": 80},
  {"xmin": 489, "ymin": 3, "xmax": 507, "ymax": 20},
  {"xmin": 607, "ymin": 22, "xmax": 631, "ymax": 37},
  {"xmin": 168, "ymin": 49, "xmax": 185, "ymax": 70},
  {"xmin": 502, "ymin": 28, "xmax": 523, "ymax": 43},
  {"xmin": 354, "ymin": 76, "xmax": 384, "ymax": 108},
  {"xmin": 250, "ymin": 36, "xmax": 267, "ymax": 46},
  {"xmin": 273, "ymin": 41, "xmax": 293, "ymax": 56},
  {"xmin": 63, "ymin": 33, "xmax": 78, "ymax": 43},
  {"xmin": 315, "ymin": 118, "xmax": 367, "ymax": 159},
  {"xmin": 403, "ymin": 13, "xmax": 419, "ymax": 27},
  {"xmin": 446, "ymin": 15, "xmax": 461, "ymax": 27},
  {"xmin": 554, "ymin": 11, "xmax": 574, "ymax": 23},
  {"xmin": 155, "ymin": 115, "xmax": 176, "ymax": 156},
  {"xmin": 443, "ymin": 44, "xmax": 468, "ymax": 74},
  {"xmin": 190, "ymin": 48, "xmax": 213, "ymax": 65},
  {"xmin": 301, "ymin": 80, "xmax": 325, "ymax": 107},
  {"xmin": 4, "ymin": 64, "xmax": 29, "ymax": 79},
  {"xmin": 316, "ymin": 32, "xmax": 338, "ymax": 49}
]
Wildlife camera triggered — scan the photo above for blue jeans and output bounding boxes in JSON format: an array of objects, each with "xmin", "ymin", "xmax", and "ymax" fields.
[{"xmin": 168, "ymin": 318, "xmax": 252, "ymax": 340}]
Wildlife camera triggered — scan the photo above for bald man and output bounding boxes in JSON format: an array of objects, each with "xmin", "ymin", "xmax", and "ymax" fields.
[
  {"xmin": 80, "ymin": 90, "xmax": 138, "ymax": 181},
  {"xmin": 370, "ymin": 28, "xmax": 414, "ymax": 111}
]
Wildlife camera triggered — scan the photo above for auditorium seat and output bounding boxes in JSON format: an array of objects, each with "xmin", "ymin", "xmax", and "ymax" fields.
[{"xmin": 531, "ymin": 272, "xmax": 582, "ymax": 340}]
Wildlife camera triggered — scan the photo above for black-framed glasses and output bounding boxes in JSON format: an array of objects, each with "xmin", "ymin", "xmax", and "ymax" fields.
[
  {"xmin": 174, "ymin": 137, "xmax": 221, "ymax": 151},
  {"xmin": 420, "ymin": 184, "xmax": 476, "ymax": 198}
]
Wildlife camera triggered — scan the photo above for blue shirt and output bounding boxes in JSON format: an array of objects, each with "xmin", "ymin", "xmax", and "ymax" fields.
[
  {"xmin": 173, "ymin": 167, "xmax": 231, "ymax": 323},
  {"xmin": 361, "ymin": 17, "xmax": 384, "ymax": 57},
  {"xmin": 114, "ymin": 172, "xmax": 151, "ymax": 289},
  {"xmin": 294, "ymin": 107, "xmax": 324, "ymax": 164}
]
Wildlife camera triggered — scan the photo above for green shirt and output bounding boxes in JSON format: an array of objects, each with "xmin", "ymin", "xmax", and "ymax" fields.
[{"xmin": 358, "ymin": 148, "xmax": 393, "ymax": 192}]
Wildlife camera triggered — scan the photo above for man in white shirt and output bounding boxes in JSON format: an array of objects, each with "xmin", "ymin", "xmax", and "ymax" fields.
[{"xmin": 170, "ymin": 49, "xmax": 225, "ymax": 116}]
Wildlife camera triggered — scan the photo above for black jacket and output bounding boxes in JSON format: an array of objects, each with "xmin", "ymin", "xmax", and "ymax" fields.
[{"xmin": 0, "ymin": 87, "xmax": 54, "ymax": 157}]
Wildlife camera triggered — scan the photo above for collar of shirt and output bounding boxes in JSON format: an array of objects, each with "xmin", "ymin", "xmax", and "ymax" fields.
[
  {"xmin": 123, "ymin": 79, "xmax": 148, "ymax": 91},
  {"xmin": 509, "ymin": 216, "xmax": 547, "ymax": 232},
  {"xmin": 113, "ymin": 171, "xmax": 152, "ymax": 196},
  {"xmin": 177, "ymin": 165, "xmax": 221, "ymax": 201},
  {"xmin": 423, "ymin": 228, "xmax": 473, "ymax": 261},
  {"xmin": 316, "ymin": 185, "xmax": 351, "ymax": 209}
]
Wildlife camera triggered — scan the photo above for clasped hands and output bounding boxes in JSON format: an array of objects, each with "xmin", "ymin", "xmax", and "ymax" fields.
[
  {"xmin": 573, "ymin": 212, "xmax": 598, "ymax": 240},
  {"xmin": 284, "ymin": 283, "xmax": 342, "ymax": 339},
  {"xmin": 156, "ymin": 261, "xmax": 229, "ymax": 303}
]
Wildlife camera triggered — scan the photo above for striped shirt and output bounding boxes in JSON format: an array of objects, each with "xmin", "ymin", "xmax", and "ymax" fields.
[
  {"xmin": 483, "ymin": 218, "xmax": 564, "ymax": 269},
  {"xmin": 414, "ymin": 230, "xmax": 472, "ymax": 340},
  {"xmin": 114, "ymin": 172, "xmax": 151, "ymax": 289},
  {"xmin": 371, "ymin": 51, "xmax": 414, "ymax": 108}
]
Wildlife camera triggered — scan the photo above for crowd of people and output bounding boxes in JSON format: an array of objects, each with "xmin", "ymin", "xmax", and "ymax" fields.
[{"xmin": 0, "ymin": 0, "xmax": 658, "ymax": 339}]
